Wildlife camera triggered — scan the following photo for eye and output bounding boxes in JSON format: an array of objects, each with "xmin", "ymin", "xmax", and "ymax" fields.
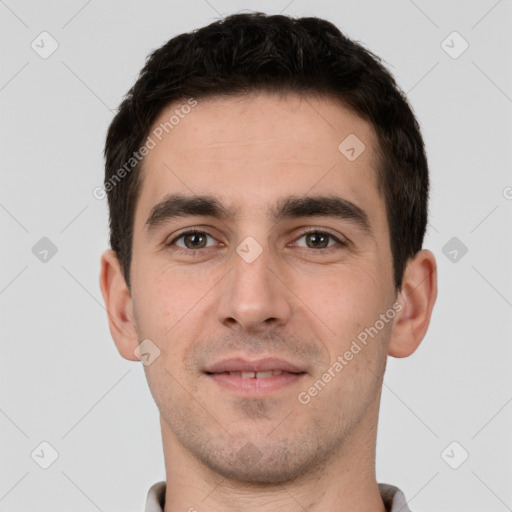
[
  {"xmin": 168, "ymin": 229, "xmax": 218, "ymax": 250},
  {"xmin": 293, "ymin": 230, "xmax": 345, "ymax": 249},
  {"xmin": 165, "ymin": 228, "xmax": 345, "ymax": 253}
]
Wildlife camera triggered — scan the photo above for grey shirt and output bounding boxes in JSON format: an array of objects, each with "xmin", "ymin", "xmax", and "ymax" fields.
[{"xmin": 145, "ymin": 481, "xmax": 412, "ymax": 511}]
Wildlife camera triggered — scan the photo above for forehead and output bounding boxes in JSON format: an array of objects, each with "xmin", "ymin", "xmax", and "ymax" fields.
[{"xmin": 135, "ymin": 92, "xmax": 385, "ymax": 232}]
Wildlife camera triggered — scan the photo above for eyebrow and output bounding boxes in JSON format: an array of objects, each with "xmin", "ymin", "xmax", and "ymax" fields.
[{"xmin": 145, "ymin": 193, "xmax": 372, "ymax": 236}]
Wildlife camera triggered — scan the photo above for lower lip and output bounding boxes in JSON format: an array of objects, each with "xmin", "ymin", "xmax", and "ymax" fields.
[{"xmin": 206, "ymin": 372, "xmax": 306, "ymax": 396}]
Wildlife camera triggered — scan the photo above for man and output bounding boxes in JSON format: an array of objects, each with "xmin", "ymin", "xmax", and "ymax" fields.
[{"xmin": 99, "ymin": 12, "xmax": 437, "ymax": 512}]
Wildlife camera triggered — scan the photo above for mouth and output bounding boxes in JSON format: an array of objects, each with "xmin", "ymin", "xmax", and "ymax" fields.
[
  {"xmin": 204, "ymin": 357, "xmax": 307, "ymax": 396},
  {"xmin": 214, "ymin": 370, "xmax": 288, "ymax": 379}
]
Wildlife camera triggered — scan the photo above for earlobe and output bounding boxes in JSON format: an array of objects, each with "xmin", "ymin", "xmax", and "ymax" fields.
[
  {"xmin": 99, "ymin": 249, "xmax": 139, "ymax": 361},
  {"xmin": 388, "ymin": 249, "xmax": 438, "ymax": 358}
]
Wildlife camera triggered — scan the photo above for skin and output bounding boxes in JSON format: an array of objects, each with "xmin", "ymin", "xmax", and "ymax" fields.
[{"xmin": 100, "ymin": 91, "xmax": 437, "ymax": 512}]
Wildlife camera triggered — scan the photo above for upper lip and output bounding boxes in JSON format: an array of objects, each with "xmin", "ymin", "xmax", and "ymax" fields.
[{"xmin": 204, "ymin": 357, "xmax": 305, "ymax": 374}]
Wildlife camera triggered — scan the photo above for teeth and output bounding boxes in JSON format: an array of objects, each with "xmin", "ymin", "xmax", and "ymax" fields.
[
  {"xmin": 256, "ymin": 371, "xmax": 273, "ymax": 379},
  {"xmin": 228, "ymin": 370, "xmax": 284, "ymax": 379}
]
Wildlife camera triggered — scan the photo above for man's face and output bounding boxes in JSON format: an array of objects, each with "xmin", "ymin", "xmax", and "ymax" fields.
[{"xmin": 129, "ymin": 92, "xmax": 398, "ymax": 482}]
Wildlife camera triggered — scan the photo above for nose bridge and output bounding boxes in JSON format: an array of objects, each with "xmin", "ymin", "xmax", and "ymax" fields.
[
  {"xmin": 216, "ymin": 234, "xmax": 292, "ymax": 330},
  {"xmin": 234, "ymin": 235, "xmax": 271, "ymax": 290}
]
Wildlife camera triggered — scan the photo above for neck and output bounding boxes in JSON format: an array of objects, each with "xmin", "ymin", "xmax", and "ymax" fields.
[{"xmin": 161, "ymin": 397, "xmax": 387, "ymax": 512}]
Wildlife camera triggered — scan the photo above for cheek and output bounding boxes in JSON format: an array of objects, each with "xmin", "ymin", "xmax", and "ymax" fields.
[
  {"xmin": 296, "ymin": 263, "xmax": 384, "ymax": 338},
  {"xmin": 133, "ymin": 258, "xmax": 197, "ymax": 333},
  {"xmin": 133, "ymin": 258, "xmax": 225, "ymax": 366}
]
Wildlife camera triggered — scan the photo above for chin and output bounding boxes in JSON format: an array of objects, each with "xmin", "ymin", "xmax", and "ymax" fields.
[{"xmin": 194, "ymin": 438, "xmax": 327, "ymax": 485}]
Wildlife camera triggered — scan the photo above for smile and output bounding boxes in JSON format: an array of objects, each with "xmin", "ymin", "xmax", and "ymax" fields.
[{"xmin": 226, "ymin": 370, "xmax": 283, "ymax": 379}]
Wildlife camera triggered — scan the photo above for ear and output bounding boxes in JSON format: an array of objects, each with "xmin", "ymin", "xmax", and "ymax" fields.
[
  {"xmin": 388, "ymin": 249, "xmax": 438, "ymax": 358},
  {"xmin": 99, "ymin": 249, "xmax": 139, "ymax": 361}
]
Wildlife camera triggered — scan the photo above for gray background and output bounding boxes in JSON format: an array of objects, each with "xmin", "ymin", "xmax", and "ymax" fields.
[{"xmin": 1, "ymin": 1, "xmax": 511, "ymax": 511}]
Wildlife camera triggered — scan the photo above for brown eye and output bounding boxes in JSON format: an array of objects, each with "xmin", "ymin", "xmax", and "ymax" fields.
[
  {"xmin": 295, "ymin": 231, "xmax": 343, "ymax": 249},
  {"xmin": 182, "ymin": 232, "xmax": 208, "ymax": 249},
  {"xmin": 305, "ymin": 232, "xmax": 330, "ymax": 248},
  {"xmin": 169, "ymin": 230, "xmax": 216, "ymax": 250}
]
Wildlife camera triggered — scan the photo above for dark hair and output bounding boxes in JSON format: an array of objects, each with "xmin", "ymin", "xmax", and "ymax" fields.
[{"xmin": 104, "ymin": 12, "xmax": 429, "ymax": 291}]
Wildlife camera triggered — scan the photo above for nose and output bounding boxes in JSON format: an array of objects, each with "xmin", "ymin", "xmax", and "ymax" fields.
[{"xmin": 216, "ymin": 242, "xmax": 293, "ymax": 333}]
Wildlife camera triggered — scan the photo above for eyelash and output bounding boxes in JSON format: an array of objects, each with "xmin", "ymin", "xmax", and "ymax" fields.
[{"xmin": 166, "ymin": 227, "xmax": 347, "ymax": 254}]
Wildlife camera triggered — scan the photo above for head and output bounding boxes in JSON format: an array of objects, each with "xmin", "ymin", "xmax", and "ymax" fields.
[
  {"xmin": 100, "ymin": 13, "xmax": 437, "ymax": 485},
  {"xmin": 104, "ymin": 12, "xmax": 429, "ymax": 293}
]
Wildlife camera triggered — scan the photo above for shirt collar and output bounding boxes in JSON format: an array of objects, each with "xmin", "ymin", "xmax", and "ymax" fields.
[{"xmin": 145, "ymin": 481, "xmax": 412, "ymax": 512}]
